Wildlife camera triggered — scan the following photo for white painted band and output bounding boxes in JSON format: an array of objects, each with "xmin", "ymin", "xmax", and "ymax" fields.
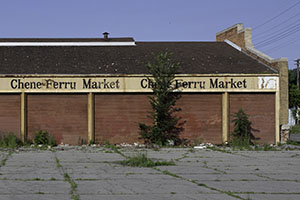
[{"xmin": 0, "ymin": 42, "xmax": 136, "ymax": 46}]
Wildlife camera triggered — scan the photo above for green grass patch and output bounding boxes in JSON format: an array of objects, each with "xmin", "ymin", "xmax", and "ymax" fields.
[
  {"xmin": 287, "ymin": 140, "xmax": 300, "ymax": 146},
  {"xmin": 290, "ymin": 125, "xmax": 300, "ymax": 134},
  {"xmin": 119, "ymin": 153, "xmax": 175, "ymax": 168}
]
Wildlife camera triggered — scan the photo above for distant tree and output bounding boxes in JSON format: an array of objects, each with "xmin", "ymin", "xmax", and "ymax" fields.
[
  {"xmin": 139, "ymin": 50, "xmax": 184, "ymax": 146},
  {"xmin": 289, "ymin": 69, "xmax": 300, "ymax": 123}
]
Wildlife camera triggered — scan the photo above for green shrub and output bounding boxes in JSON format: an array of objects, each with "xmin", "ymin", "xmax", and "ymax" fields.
[
  {"xmin": 231, "ymin": 109, "xmax": 255, "ymax": 147},
  {"xmin": 0, "ymin": 133, "xmax": 22, "ymax": 148},
  {"xmin": 34, "ymin": 130, "xmax": 56, "ymax": 146}
]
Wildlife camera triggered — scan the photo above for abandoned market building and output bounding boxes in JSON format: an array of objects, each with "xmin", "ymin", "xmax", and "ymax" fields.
[{"xmin": 0, "ymin": 24, "xmax": 288, "ymax": 145}]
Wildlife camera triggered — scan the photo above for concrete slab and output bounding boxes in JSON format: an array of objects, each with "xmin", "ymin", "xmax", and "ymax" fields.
[
  {"xmin": 1, "ymin": 148, "xmax": 300, "ymax": 200},
  {"xmin": 0, "ymin": 180, "xmax": 70, "ymax": 194},
  {"xmin": 76, "ymin": 178, "xmax": 216, "ymax": 195},
  {"xmin": 80, "ymin": 193, "xmax": 238, "ymax": 200},
  {"xmin": 205, "ymin": 180, "xmax": 300, "ymax": 193},
  {"xmin": 0, "ymin": 194, "xmax": 71, "ymax": 200},
  {"xmin": 239, "ymin": 193, "xmax": 300, "ymax": 200}
]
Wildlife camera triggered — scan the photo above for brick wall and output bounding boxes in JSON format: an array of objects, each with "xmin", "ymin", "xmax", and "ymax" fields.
[
  {"xmin": 94, "ymin": 94, "xmax": 152, "ymax": 144},
  {"xmin": 178, "ymin": 94, "xmax": 222, "ymax": 144},
  {"xmin": 95, "ymin": 93, "xmax": 223, "ymax": 145},
  {"xmin": 27, "ymin": 94, "xmax": 88, "ymax": 145},
  {"xmin": 216, "ymin": 25, "xmax": 247, "ymax": 48},
  {"xmin": 229, "ymin": 93, "xmax": 275, "ymax": 144},
  {"xmin": 0, "ymin": 94, "xmax": 21, "ymax": 137}
]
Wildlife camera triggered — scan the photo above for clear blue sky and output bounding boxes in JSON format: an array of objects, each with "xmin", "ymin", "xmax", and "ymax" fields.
[{"xmin": 0, "ymin": 0, "xmax": 299, "ymax": 69}]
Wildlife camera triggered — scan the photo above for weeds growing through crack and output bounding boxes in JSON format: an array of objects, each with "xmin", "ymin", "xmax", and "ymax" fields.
[
  {"xmin": 119, "ymin": 153, "xmax": 175, "ymax": 168},
  {"xmin": 0, "ymin": 151, "xmax": 12, "ymax": 167},
  {"xmin": 55, "ymin": 155, "xmax": 79, "ymax": 200}
]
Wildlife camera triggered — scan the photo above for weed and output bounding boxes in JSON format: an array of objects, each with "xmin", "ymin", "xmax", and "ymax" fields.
[
  {"xmin": 263, "ymin": 144, "xmax": 277, "ymax": 151},
  {"xmin": 0, "ymin": 133, "xmax": 22, "ymax": 148},
  {"xmin": 153, "ymin": 147, "xmax": 160, "ymax": 151},
  {"xmin": 64, "ymin": 172, "xmax": 79, "ymax": 200},
  {"xmin": 0, "ymin": 151, "xmax": 12, "ymax": 167},
  {"xmin": 230, "ymin": 109, "xmax": 256, "ymax": 149},
  {"xmin": 35, "ymin": 192, "xmax": 45, "ymax": 194},
  {"xmin": 207, "ymin": 146, "xmax": 232, "ymax": 154},
  {"xmin": 119, "ymin": 153, "xmax": 175, "ymax": 167},
  {"xmin": 34, "ymin": 130, "xmax": 56, "ymax": 147},
  {"xmin": 287, "ymin": 140, "xmax": 300, "ymax": 146},
  {"xmin": 71, "ymin": 194, "xmax": 80, "ymax": 200},
  {"xmin": 161, "ymin": 170, "xmax": 181, "ymax": 178},
  {"xmin": 103, "ymin": 141, "xmax": 126, "ymax": 157},
  {"xmin": 50, "ymin": 177, "xmax": 57, "ymax": 181},
  {"xmin": 33, "ymin": 178, "xmax": 44, "ymax": 181},
  {"xmin": 188, "ymin": 148, "xmax": 195, "ymax": 153},
  {"xmin": 55, "ymin": 157, "xmax": 62, "ymax": 168}
]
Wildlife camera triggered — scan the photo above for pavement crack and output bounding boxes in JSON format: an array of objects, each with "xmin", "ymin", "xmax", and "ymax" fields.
[
  {"xmin": 255, "ymin": 173, "xmax": 300, "ymax": 183},
  {"xmin": 203, "ymin": 160, "xmax": 227, "ymax": 174},
  {"xmin": 0, "ymin": 151, "xmax": 13, "ymax": 167},
  {"xmin": 54, "ymin": 153, "xmax": 80, "ymax": 200},
  {"xmin": 153, "ymin": 167, "xmax": 245, "ymax": 200}
]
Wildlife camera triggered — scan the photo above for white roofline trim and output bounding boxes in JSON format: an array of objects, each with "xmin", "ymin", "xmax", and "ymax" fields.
[
  {"xmin": 225, "ymin": 40, "xmax": 241, "ymax": 51},
  {"xmin": 0, "ymin": 42, "xmax": 136, "ymax": 46}
]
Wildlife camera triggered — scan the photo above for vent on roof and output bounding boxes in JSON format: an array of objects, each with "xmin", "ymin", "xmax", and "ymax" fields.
[{"xmin": 103, "ymin": 32, "xmax": 109, "ymax": 40}]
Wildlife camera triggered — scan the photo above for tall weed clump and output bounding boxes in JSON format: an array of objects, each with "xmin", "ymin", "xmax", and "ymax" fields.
[
  {"xmin": 34, "ymin": 130, "xmax": 56, "ymax": 147},
  {"xmin": 231, "ymin": 108, "xmax": 255, "ymax": 147},
  {"xmin": 0, "ymin": 133, "xmax": 22, "ymax": 148}
]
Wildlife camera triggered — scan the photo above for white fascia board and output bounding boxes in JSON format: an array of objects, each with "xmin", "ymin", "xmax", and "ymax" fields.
[
  {"xmin": 224, "ymin": 39, "xmax": 241, "ymax": 51},
  {"xmin": 0, "ymin": 42, "xmax": 136, "ymax": 46}
]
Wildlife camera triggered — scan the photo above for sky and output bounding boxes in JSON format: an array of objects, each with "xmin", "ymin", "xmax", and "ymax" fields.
[{"xmin": 0, "ymin": 0, "xmax": 299, "ymax": 69}]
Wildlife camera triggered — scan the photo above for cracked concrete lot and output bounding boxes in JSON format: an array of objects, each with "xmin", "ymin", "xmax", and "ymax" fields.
[{"xmin": 0, "ymin": 147, "xmax": 300, "ymax": 200}]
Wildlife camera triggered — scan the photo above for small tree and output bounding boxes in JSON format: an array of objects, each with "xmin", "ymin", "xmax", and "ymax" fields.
[
  {"xmin": 139, "ymin": 50, "xmax": 184, "ymax": 146},
  {"xmin": 231, "ymin": 108, "xmax": 255, "ymax": 146}
]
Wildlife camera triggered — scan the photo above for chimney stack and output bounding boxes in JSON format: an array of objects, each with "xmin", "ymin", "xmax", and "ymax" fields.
[{"xmin": 103, "ymin": 32, "xmax": 109, "ymax": 40}]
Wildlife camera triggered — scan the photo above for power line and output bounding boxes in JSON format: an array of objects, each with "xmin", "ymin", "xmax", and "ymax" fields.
[
  {"xmin": 255, "ymin": 22, "xmax": 300, "ymax": 48},
  {"xmin": 264, "ymin": 34, "xmax": 300, "ymax": 53},
  {"xmin": 253, "ymin": 0, "xmax": 300, "ymax": 30},
  {"xmin": 254, "ymin": 20, "xmax": 300, "ymax": 46},
  {"xmin": 253, "ymin": 12, "xmax": 300, "ymax": 40}
]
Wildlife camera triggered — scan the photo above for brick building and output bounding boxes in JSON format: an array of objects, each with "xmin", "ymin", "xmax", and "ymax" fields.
[{"xmin": 0, "ymin": 24, "xmax": 288, "ymax": 145}]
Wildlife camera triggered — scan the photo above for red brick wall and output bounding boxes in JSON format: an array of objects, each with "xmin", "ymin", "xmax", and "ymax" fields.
[
  {"xmin": 27, "ymin": 94, "xmax": 88, "ymax": 145},
  {"xmin": 229, "ymin": 93, "xmax": 275, "ymax": 144},
  {"xmin": 0, "ymin": 94, "xmax": 21, "ymax": 137},
  {"xmin": 95, "ymin": 94, "xmax": 152, "ymax": 144},
  {"xmin": 216, "ymin": 26, "xmax": 246, "ymax": 48},
  {"xmin": 95, "ymin": 93, "xmax": 223, "ymax": 145},
  {"xmin": 178, "ymin": 94, "xmax": 222, "ymax": 144}
]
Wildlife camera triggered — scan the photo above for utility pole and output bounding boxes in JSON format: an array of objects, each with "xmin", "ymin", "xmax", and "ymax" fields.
[{"xmin": 296, "ymin": 59, "xmax": 300, "ymax": 88}]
